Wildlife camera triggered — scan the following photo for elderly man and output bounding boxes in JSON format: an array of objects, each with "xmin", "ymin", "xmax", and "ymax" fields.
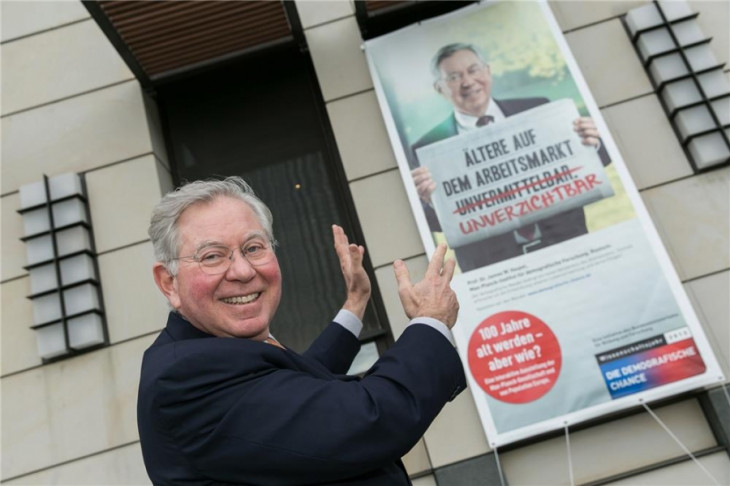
[
  {"xmin": 137, "ymin": 176, "xmax": 465, "ymax": 485},
  {"xmin": 411, "ymin": 43, "xmax": 610, "ymax": 270}
]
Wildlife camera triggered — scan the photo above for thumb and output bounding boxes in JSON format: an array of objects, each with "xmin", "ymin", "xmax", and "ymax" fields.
[{"xmin": 393, "ymin": 259, "xmax": 412, "ymax": 291}]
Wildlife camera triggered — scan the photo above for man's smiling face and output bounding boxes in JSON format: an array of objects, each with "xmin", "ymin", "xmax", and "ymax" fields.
[
  {"xmin": 166, "ymin": 196, "xmax": 282, "ymax": 340},
  {"xmin": 435, "ymin": 49, "xmax": 492, "ymax": 117}
]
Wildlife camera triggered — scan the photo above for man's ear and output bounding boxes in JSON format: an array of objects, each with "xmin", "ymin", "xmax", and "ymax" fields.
[
  {"xmin": 434, "ymin": 81, "xmax": 443, "ymax": 95},
  {"xmin": 153, "ymin": 263, "xmax": 180, "ymax": 309}
]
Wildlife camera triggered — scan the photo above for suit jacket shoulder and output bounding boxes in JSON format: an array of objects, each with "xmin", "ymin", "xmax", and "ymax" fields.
[
  {"xmin": 409, "ymin": 97, "xmax": 549, "ymax": 167},
  {"xmin": 412, "ymin": 114, "xmax": 458, "ymax": 152},
  {"xmin": 138, "ymin": 313, "xmax": 466, "ymax": 485},
  {"xmin": 495, "ymin": 97, "xmax": 549, "ymax": 116}
]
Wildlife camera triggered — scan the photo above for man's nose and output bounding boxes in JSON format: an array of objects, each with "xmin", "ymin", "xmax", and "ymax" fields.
[
  {"xmin": 460, "ymin": 73, "xmax": 475, "ymax": 87},
  {"xmin": 225, "ymin": 251, "xmax": 257, "ymax": 280}
]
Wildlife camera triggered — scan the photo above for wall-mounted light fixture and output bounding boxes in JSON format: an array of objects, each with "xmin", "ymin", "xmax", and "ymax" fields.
[
  {"xmin": 18, "ymin": 173, "xmax": 108, "ymax": 362},
  {"xmin": 625, "ymin": 0, "xmax": 729, "ymax": 172}
]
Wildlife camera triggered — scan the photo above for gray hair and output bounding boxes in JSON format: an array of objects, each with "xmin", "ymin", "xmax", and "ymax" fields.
[
  {"xmin": 148, "ymin": 176, "xmax": 274, "ymax": 275},
  {"xmin": 430, "ymin": 42, "xmax": 488, "ymax": 82}
]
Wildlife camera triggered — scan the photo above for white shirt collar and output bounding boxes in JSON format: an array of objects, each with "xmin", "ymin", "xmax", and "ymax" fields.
[{"xmin": 454, "ymin": 98, "xmax": 505, "ymax": 133}]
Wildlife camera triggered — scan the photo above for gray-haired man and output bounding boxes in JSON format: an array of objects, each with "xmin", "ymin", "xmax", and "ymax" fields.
[
  {"xmin": 137, "ymin": 176, "xmax": 466, "ymax": 485},
  {"xmin": 410, "ymin": 43, "xmax": 610, "ymax": 270}
]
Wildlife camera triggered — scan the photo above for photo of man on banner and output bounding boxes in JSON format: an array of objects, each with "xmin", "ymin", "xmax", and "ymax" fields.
[{"xmin": 409, "ymin": 42, "xmax": 613, "ymax": 271}]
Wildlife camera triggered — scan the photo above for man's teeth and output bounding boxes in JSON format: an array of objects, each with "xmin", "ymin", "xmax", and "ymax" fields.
[{"xmin": 221, "ymin": 293, "xmax": 260, "ymax": 304}]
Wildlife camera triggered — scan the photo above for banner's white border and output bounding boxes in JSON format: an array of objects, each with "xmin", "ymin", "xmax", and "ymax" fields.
[{"xmin": 364, "ymin": 0, "xmax": 724, "ymax": 447}]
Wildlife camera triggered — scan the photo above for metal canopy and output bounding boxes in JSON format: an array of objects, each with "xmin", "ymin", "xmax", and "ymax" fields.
[{"xmin": 84, "ymin": 0, "xmax": 294, "ymax": 87}]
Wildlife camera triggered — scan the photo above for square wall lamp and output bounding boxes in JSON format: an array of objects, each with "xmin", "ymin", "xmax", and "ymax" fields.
[
  {"xmin": 18, "ymin": 173, "xmax": 108, "ymax": 362},
  {"xmin": 625, "ymin": 0, "xmax": 730, "ymax": 171}
]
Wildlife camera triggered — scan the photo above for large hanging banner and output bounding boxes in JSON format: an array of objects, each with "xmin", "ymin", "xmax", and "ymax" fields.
[{"xmin": 364, "ymin": 0, "xmax": 723, "ymax": 446}]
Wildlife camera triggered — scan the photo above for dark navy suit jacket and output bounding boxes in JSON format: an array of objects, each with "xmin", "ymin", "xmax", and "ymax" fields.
[
  {"xmin": 138, "ymin": 312, "xmax": 466, "ymax": 485},
  {"xmin": 409, "ymin": 98, "xmax": 610, "ymax": 271}
]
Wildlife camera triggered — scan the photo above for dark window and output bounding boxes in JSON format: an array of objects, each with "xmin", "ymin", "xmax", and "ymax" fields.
[{"xmin": 155, "ymin": 45, "xmax": 389, "ymax": 353}]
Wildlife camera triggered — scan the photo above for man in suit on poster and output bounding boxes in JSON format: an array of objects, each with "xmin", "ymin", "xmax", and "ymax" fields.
[
  {"xmin": 137, "ymin": 176, "xmax": 466, "ymax": 485},
  {"xmin": 409, "ymin": 43, "xmax": 610, "ymax": 271}
]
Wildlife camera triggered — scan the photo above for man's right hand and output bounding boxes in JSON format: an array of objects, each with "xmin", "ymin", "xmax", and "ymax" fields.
[
  {"xmin": 393, "ymin": 244, "xmax": 459, "ymax": 328},
  {"xmin": 411, "ymin": 167, "xmax": 436, "ymax": 205}
]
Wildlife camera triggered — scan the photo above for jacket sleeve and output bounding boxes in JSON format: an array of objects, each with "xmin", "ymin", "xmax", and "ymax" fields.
[
  {"xmin": 155, "ymin": 324, "xmax": 466, "ymax": 485},
  {"xmin": 301, "ymin": 321, "xmax": 361, "ymax": 374}
]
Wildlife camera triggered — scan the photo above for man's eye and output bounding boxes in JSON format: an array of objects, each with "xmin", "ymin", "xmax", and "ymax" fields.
[
  {"xmin": 244, "ymin": 244, "xmax": 264, "ymax": 255},
  {"xmin": 199, "ymin": 252, "xmax": 226, "ymax": 263}
]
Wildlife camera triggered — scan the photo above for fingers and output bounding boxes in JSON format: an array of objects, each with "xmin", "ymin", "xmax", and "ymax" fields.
[
  {"xmin": 411, "ymin": 166, "xmax": 431, "ymax": 184},
  {"xmin": 426, "ymin": 243, "xmax": 448, "ymax": 277},
  {"xmin": 334, "ymin": 225, "xmax": 367, "ymax": 273},
  {"xmin": 332, "ymin": 224, "xmax": 350, "ymax": 259},
  {"xmin": 393, "ymin": 259, "xmax": 412, "ymax": 291},
  {"xmin": 441, "ymin": 257, "xmax": 456, "ymax": 282},
  {"xmin": 394, "ymin": 247, "xmax": 459, "ymax": 326},
  {"xmin": 573, "ymin": 117, "xmax": 600, "ymax": 146},
  {"xmin": 332, "ymin": 224, "xmax": 348, "ymax": 246},
  {"xmin": 417, "ymin": 180, "xmax": 437, "ymax": 200},
  {"xmin": 349, "ymin": 243, "xmax": 364, "ymax": 266},
  {"xmin": 332, "ymin": 224, "xmax": 346, "ymax": 248},
  {"xmin": 412, "ymin": 167, "xmax": 436, "ymax": 202}
]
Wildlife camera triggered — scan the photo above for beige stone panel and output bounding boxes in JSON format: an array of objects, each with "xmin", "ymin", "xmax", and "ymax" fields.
[
  {"xmin": 402, "ymin": 439, "xmax": 431, "ymax": 477},
  {"xmin": 423, "ymin": 388, "xmax": 489, "ymax": 468},
  {"xmin": 601, "ymin": 95, "xmax": 693, "ymax": 189},
  {"xmin": 2, "ymin": 19, "xmax": 133, "ymax": 115},
  {"xmin": 565, "ymin": 20, "xmax": 653, "ymax": 107},
  {"xmin": 641, "ymin": 167, "xmax": 730, "ymax": 281},
  {"xmin": 605, "ymin": 450, "xmax": 730, "ymax": 486},
  {"xmin": 98, "ymin": 242, "xmax": 169, "ymax": 344},
  {"xmin": 5, "ymin": 442, "xmax": 150, "ymax": 485},
  {"xmin": 349, "ymin": 170, "xmax": 424, "ymax": 267},
  {"xmin": 85, "ymin": 155, "xmax": 165, "ymax": 254},
  {"xmin": 694, "ymin": 1, "xmax": 729, "ymax": 66},
  {"xmin": 1, "ymin": 80, "xmax": 153, "ymax": 195},
  {"xmin": 295, "ymin": 0, "xmax": 353, "ymax": 29},
  {"xmin": 549, "ymin": 0, "xmax": 648, "ymax": 32},
  {"xmin": 685, "ymin": 271, "xmax": 730, "ymax": 378},
  {"xmin": 374, "ymin": 254, "xmax": 428, "ymax": 339},
  {"xmin": 326, "ymin": 91, "xmax": 398, "ymax": 181},
  {"xmin": 501, "ymin": 399, "xmax": 717, "ymax": 485},
  {"xmin": 0, "ymin": 1, "xmax": 88, "ymax": 42},
  {"xmin": 1, "ymin": 193, "xmax": 27, "ymax": 281},
  {"xmin": 305, "ymin": 16, "xmax": 373, "ymax": 102},
  {"xmin": 0, "ymin": 335, "xmax": 155, "ymax": 480},
  {"xmin": 411, "ymin": 475, "xmax": 438, "ymax": 486},
  {"xmin": 1, "ymin": 277, "xmax": 41, "ymax": 375}
]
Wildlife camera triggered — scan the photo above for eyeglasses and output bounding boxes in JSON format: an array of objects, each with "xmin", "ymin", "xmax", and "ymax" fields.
[
  {"xmin": 172, "ymin": 238, "xmax": 276, "ymax": 275},
  {"xmin": 442, "ymin": 64, "xmax": 487, "ymax": 85}
]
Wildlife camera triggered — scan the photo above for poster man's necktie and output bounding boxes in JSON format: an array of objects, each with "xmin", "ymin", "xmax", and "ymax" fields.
[{"xmin": 476, "ymin": 115, "xmax": 495, "ymax": 126}]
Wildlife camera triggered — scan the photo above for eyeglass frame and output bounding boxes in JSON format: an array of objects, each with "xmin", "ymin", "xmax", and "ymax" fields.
[
  {"xmin": 440, "ymin": 63, "xmax": 488, "ymax": 85},
  {"xmin": 168, "ymin": 232, "xmax": 278, "ymax": 275}
]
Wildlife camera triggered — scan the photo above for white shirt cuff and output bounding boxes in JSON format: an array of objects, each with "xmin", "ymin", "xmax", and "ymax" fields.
[
  {"xmin": 334, "ymin": 309, "xmax": 363, "ymax": 338},
  {"xmin": 408, "ymin": 317, "xmax": 455, "ymax": 347}
]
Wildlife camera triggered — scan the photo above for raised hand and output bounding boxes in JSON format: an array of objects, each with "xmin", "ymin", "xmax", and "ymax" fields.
[
  {"xmin": 393, "ymin": 243, "xmax": 459, "ymax": 328},
  {"xmin": 573, "ymin": 117, "xmax": 601, "ymax": 148},
  {"xmin": 411, "ymin": 166, "xmax": 437, "ymax": 205},
  {"xmin": 332, "ymin": 224, "xmax": 371, "ymax": 320}
]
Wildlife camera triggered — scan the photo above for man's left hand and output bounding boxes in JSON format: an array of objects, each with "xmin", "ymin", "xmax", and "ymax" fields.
[
  {"xmin": 333, "ymin": 225, "xmax": 371, "ymax": 320},
  {"xmin": 573, "ymin": 117, "xmax": 601, "ymax": 148}
]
